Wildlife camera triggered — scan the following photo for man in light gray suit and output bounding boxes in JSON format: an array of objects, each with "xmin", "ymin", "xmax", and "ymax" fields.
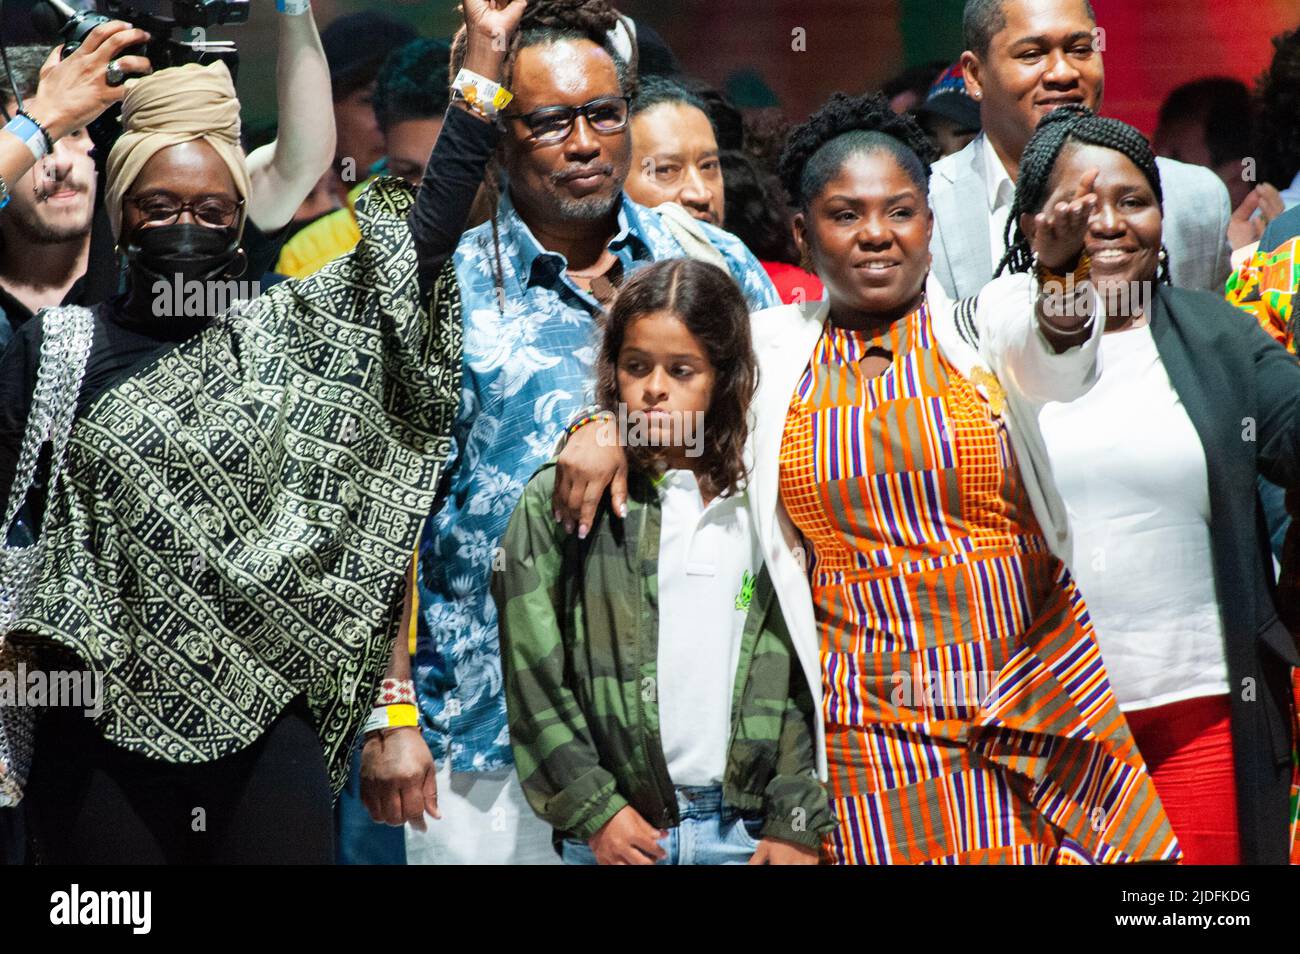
[{"xmin": 930, "ymin": 0, "xmax": 1233, "ymax": 299}]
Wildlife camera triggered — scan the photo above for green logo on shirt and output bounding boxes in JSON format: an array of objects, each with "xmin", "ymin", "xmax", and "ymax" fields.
[{"xmin": 735, "ymin": 570, "xmax": 756, "ymax": 611}]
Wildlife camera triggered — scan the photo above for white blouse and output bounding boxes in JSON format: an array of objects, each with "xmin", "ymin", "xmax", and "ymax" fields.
[{"xmin": 1039, "ymin": 325, "xmax": 1230, "ymax": 710}]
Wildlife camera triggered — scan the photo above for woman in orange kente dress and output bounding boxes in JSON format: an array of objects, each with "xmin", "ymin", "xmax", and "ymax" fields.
[{"xmin": 555, "ymin": 93, "xmax": 1178, "ymax": 864}]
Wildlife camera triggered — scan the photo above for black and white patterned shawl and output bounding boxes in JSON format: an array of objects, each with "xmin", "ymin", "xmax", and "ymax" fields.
[{"xmin": 14, "ymin": 179, "xmax": 462, "ymax": 791}]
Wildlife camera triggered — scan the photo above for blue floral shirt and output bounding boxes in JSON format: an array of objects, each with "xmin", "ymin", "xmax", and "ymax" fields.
[{"xmin": 414, "ymin": 192, "xmax": 778, "ymax": 771}]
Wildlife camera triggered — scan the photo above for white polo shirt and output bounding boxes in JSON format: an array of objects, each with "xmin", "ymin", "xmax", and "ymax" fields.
[{"xmin": 655, "ymin": 469, "xmax": 761, "ymax": 787}]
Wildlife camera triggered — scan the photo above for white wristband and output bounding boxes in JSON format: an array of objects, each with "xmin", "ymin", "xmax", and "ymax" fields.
[
  {"xmin": 1037, "ymin": 302, "xmax": 1096, "ymax": 338},
  {"xmin": 276, "ymin": 0, "xmax": 311, "ymax": 14},
  {"xmin": 451, "ymin": 68, "xmax": 513, "ymax": 119},
  {"xmin": 362, "ymin": 703, "xmax": 419, "ymax": 736}
]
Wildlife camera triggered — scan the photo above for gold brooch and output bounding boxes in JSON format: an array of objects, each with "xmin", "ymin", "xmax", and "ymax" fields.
[{"xmin": 969, "ymin": 366, "xmax": 1006, "ymax": 416}]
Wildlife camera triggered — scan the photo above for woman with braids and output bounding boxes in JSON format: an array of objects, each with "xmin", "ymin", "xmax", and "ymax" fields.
[
  {"xmin": 1006, "ymin": 105, "xmax": 1300, "ymax": 865},
  {"xmin": 558, "ymin": 91, "xmax": 1178, "ymax": 864}
]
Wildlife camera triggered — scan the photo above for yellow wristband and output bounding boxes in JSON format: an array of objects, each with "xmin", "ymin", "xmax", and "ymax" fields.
[{"xmin": 363, "ymin": 703, "xmax": 419, "ymax": 735}]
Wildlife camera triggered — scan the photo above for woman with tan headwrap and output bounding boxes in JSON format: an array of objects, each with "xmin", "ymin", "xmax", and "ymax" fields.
[{"xmin": 0, "ymin": 61, "xmax": 462, "ymax": 863}]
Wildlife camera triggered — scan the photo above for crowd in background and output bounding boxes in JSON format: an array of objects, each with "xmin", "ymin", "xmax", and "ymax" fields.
[{"xmin": 1, "ymin": 0, "xmax": 1300, "ymax": 867}]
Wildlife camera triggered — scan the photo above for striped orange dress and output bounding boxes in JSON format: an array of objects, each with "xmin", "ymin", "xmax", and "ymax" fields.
[{"xmin": 779, "ymin": 299, "xmax": 1179, "ymax": 864}]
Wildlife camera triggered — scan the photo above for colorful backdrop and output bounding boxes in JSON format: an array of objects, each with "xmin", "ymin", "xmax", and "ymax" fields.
[{"xmin": 5, "ymin": 0, "xmax": 1297, "ymax": 137}]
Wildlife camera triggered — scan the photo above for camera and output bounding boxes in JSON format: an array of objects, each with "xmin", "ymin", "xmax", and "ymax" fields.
[
  {"xmin": 28, "ymin": 0, "xmax": 250, "ymax": 170},
  {"xmin": 34, "ymin": 0, "xmax": 249, "ymax": 79}
]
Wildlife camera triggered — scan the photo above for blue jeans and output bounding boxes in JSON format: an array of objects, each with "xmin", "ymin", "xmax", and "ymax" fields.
[
  {"xmin": 335, "ymin": 738, "xmax": 406, "ymax": 865},
  {"xmin": 561, "ymin": 786, "xmax": 761, "ymax": 865}
]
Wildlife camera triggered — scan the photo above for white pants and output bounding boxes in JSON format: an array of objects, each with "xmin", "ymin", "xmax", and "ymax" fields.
[{"xmin": 404, "ymin": 761, "xmax": 560, "ymax": 865}]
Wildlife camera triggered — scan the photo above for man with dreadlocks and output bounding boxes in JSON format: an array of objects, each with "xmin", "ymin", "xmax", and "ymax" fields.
[
  {"xmin": 357, "ymin": 0, "xmax": 777, "ymax": 865},
  {"xmin": 929, "ymin": 0, "xmax": 1235, "ymax": 300}
]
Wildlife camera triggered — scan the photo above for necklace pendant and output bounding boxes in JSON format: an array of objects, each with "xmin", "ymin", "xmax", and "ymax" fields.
[{"xmin": 970, "ymin": 366, "xmax": 1007, "ymax": 416}]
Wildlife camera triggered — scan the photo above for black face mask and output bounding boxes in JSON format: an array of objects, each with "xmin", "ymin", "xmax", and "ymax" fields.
[{"xmin": 124, "ymin": 222, "xmax": 243, "ymax": 286}]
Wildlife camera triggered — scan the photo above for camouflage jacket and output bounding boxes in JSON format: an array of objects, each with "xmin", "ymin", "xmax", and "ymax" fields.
[{"xmin": 492, "ymin": 462, "xmax": 835, "ymax": 851}]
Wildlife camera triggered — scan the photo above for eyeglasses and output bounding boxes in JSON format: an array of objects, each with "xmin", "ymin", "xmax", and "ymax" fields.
[
  {"xmin": 125, "ymin": 193, "xmax": 245, "ymax": 228},
  {"xmin": 501, "ymin": 96, "xmax": 631, "ymax": 143}
]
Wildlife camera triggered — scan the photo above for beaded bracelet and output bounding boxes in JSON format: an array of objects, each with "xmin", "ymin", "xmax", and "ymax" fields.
[
  {"xmin": 1035, "ymin": 250, "xmax": 1096, "ymax": 340},
  {"xmin": 565, "ymin": 409, "xmax": 614, "ymax": 438},
  {"xmin": 376, "ymin": 678, "xmax": 416, "ymax": 707},
  {"xmin": 19, "ymin": 111, "xmax": 53, "ymax": 156},
  {"xmin": 1034, "ymin": 249, "xmax": 1092, "ymax": 289},
  {"xmin": 0, "ymin": 171, "xmax": 10, "ymax": 210}
]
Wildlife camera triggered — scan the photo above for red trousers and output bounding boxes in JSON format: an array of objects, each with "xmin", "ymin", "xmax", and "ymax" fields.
[{"xmin": 1125, "ymin": 694, "xmax": 1241, "ymax": 865}]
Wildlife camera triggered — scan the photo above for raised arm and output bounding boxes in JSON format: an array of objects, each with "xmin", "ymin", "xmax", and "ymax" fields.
[
  {"xmin": 991, "ymin": 168, "xmax": 1104, "ymax": 404},
  {"xmin": 409, "ymin": 0, "xmax": 526, "ymax": 294},
  {"xmin": 243, "ymin": 3, "xmax": 335, "ymax": 232}
]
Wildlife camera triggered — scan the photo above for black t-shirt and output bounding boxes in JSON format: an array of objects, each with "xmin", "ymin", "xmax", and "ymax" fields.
[{"xmin": 0, "ymin": 277, "xmax": 86, "ymax": 345}]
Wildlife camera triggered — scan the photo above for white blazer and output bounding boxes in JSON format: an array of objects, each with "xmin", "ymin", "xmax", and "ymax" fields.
[{"xmin": 744, "ymin": 271, "xmax": 1104, "ymax": 778}]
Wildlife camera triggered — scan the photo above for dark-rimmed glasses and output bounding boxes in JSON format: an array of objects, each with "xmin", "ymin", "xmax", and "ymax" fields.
[
  {"xmin": 501, "ymin": 96, "xmax": 631, "ymax": 143},
  {"xmin": 125, "ymin": 193, "xmax": 245, "ymax": 228}
]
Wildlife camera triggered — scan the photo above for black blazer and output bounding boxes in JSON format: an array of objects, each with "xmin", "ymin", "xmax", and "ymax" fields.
[{"xmin": 1149, "ymin": 284, "xmax": 1300, "ymax": 864}]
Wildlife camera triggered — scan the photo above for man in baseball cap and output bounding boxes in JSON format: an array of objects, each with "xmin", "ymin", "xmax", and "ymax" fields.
[{"xmin": 916, "ymin": 62, "xmax": 981, "ymax": 157}]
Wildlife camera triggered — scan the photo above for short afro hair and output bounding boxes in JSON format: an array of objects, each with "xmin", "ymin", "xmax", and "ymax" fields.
[
  {"xmin": 374, "ymin": 38, "xmax": 453, "ymax": 133},
  {"xmin": 777, "ymin": 91, "xmax": 939, "ymax": 209},
  {"xmin": 1255, "ymin": 26, "xmax": 1300, "ymax": 190}
]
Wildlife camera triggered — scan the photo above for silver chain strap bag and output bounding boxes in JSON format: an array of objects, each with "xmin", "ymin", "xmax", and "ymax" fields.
[{"xmin": 0, "ymin": 305, "xmax": 94, "ymax": 806}]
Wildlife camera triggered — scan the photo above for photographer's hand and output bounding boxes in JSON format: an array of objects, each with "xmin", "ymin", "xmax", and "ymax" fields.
[
  {"xmin": 28, "ymin": 21, "xmax": 152, "ymax": 141},
  {"xmin": 0, "ymin": 22, "xmax": 149, "ymax": 206}
]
